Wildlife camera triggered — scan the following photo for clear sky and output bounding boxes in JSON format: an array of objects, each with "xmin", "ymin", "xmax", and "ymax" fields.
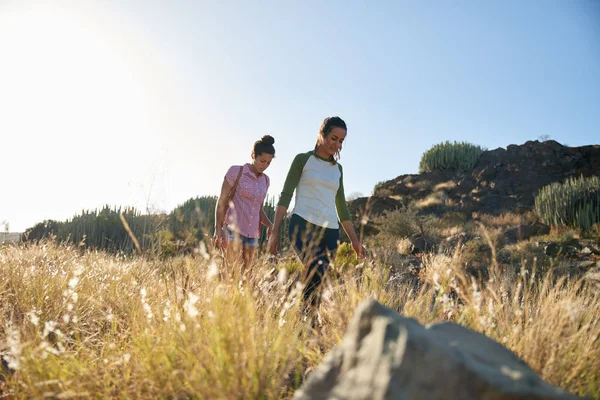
[{"xmin": 1, "ymin": 0, "xmax": 599, "ymax": 233}]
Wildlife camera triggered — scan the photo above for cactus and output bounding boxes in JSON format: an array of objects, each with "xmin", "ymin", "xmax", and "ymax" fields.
[
  {"xmin": 419, "ymin": 141, "xmax": 485, "ymax": 173},
  {"xmin": 534, "ymin": 175, "xmax": 600, "ymax": 232}
]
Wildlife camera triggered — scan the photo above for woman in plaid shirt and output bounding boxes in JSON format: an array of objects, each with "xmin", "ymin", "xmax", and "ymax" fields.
[{"xmin": 213, "ymin": 135, "xmax": 275, "ymax": 274}]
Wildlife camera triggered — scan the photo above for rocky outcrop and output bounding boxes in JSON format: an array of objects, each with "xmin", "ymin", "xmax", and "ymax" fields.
[
  {"xmin": 295, "ymin": 299, "xmax": 580, "ymax": 400},
  {"xmin": 351, "ymin": 140, "xmax": 600, "ymax": 220}
]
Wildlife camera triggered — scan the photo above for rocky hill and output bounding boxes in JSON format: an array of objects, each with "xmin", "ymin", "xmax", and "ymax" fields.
[{"xmin": 350, "ymin": 140, "xmax": 600, "ymax": 223}]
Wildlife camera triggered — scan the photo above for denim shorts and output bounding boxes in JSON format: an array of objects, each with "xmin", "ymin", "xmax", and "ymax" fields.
[{"xmin": 226, "ymin": 228, "xmax": 259, "ymax": 248}]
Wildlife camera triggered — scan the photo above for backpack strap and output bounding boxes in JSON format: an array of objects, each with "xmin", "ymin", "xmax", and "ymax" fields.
[{"xmin": 229, "ymin": 165, "xmax": 244, "ymax": 202}]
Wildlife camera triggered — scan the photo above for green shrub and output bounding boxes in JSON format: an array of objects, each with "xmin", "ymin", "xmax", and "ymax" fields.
[
  {"xmin": 534, "ymin": 175, "xmax": 600, "ymax": 233},
  {"xmin": 373, "ymin": 180, "xmax": 386, "ymax": 194},
  {"xmin": 334, "ymin": 242, "xmax": 360, "ymax": 272},
  {"xmin": 439, "ymin": 211, "xmax": 468, "ymax": 228},
  {"xmin": 501, "ymin": 242, "xmax": 552, "ymax": 272},
  {"xmin": 376, "ymin": 208, "xmax": 418, "ymax": 238},
  {"xmin": 156, "ymin": 229, "xmax": 177, "ymax": 258},
  {"xmin": 276, "ymin": 258, "xmax": 305, "ymax": 274},
  {"xmin": 460, "ymin": 238, "xmax": 491, "ymax": 267},
  {"xmin": 419, "ymin": 141, "xmax": 485, "ymax": 173},
  {"xmin": 375, "ymin": 207, "xmax": 441, "ymax": 241}
]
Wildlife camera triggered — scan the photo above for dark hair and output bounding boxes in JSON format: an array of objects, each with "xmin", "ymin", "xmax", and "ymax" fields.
[
  {"xmin": 315, "ymin": 116, "xmax": 347, "ymax": 162},
  {"xmin": 253, "ymin": 135, "xmax": 275, "ymax": 156},
  {"xmin": 319, "ymin": 116, "xmax": 347, "ymax": 137}
]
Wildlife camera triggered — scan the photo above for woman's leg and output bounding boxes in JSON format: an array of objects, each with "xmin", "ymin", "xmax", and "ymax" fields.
[
  {"xmin": 302, "ymin": 229, "xmax": 339, "ymax": 309},
  {"xmin": 224, "ymin": 229, "xmax": 243, "ymax": 278},
  {"xmin": 289, "ymin": 214, "xmax": 339, "ymax": 310},
  {"xmin": 242, "ymin": 246, "xmax": 256, "ymax": 276}
]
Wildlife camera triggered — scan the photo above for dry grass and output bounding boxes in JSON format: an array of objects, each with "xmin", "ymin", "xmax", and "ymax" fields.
[
  {"xmin": 474, "ymin": 211, "xmax": 536, "ymax": 229},
  {"xmin": 434, "ymin": 181, "xmax": 456, "ymax": 191},
  {"xmin": 396, "ymin": 237, "xmax": 414, "ymax": 255},
  {"xmin": 1, "ymin": 240, "xmax": 599, "ymax": 399},
  {"xmin": 417, "ymin": 251, "xmax": 600, "ymax": 397},
  {"xmin": 415, "ymin": 191, "xmax": 458, "ymax": 210},
  {"xmin": 440, "ymin": 225, "xmax": 463, "ymax": 238},
  {"xmin": 415, "ymin": 195, "xmax": 444, "ymax": 209},
  {"xmin": 404, "ymin": 180, "xmax": 432, "ymax": 191}
]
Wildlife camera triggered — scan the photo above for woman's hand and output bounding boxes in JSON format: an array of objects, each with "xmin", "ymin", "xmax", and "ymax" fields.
[
  {"xmin": 212, "ymin": 230, "xmax": 224, "ymax": 250},
  {"xmin": 267, "ymin": 232, "xmax": 279, "ymax": 256},
  {"xmin": 340, "ymin": 220, "xmax": 365, "ymax": 260},
  {"xmin": 351, "ymin": 239, "xmax": 366, "ymax": 260}
]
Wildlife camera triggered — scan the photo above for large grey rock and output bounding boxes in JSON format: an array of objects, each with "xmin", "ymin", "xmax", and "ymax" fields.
[{"xmin": 295, "ymin": 300, "xmax": 580, "ymax": 400}]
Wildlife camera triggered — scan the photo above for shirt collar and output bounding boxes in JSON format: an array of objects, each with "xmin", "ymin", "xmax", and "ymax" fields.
[
  {"xmin": 311, "ymin": 151, "xmax": 335, "ymax": 163},
  {"xmin": 243, "ymin": 163, "xmax": 263, "ymax": 178}
]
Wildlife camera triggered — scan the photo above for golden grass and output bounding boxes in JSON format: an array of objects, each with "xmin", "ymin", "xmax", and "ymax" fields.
[
  {"xmin": 439, "ymin": 225, "xmax": 463, "ymax": 238},
  {"xmin": 415, "ymin": 191, "xmax": 457, "ymax": 210},
  {"xmin": 474, "ymin": 211, "xmax": 536, "ymax": 228},
  {"xmin": 415, "ymin": 196, "xmax": 444, "ymax": 209},
  {"xmin": 396, "ymin": 237, "xmax": 414, "ymax": 255},
  {"xmin": 434, "ymin": 181, "xmax": 456, "ymax": 191},
  {"xmin": 0, "ymin": 241, "xmax": 599, "ymax": 399}
]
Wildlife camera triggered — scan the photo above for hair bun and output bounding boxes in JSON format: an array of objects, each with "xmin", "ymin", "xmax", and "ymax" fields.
[{"xmin": 260, "ymin": 135, "xmax": 275, "ymax": 146}]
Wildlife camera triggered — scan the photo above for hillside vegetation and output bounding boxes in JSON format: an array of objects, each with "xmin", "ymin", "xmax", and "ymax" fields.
[{"xmin": 2, "ymin": 139, "xmax": 599, "ymax": 398}]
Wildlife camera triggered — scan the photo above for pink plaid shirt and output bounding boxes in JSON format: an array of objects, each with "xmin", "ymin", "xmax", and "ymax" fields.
[{"xmin": 224, "ymin": 163, "xmax": 270, "ymax": 238}]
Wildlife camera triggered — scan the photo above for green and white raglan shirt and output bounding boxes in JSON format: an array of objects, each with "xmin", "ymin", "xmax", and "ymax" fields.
[{"xmin": 277, "ymin": 151, "xmax": 351, "ymax": 229}]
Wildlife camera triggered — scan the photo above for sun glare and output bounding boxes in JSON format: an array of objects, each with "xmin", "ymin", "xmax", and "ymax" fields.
[
  {"xmin": 0, "ymin": 4, "xmax": 155, "ymax": 148},
  {"xmin": 0, "ymin": 3, "xmax": 166, "ymax": 231}
]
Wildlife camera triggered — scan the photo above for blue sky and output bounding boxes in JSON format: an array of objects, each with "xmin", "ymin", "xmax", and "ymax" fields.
[{"xmin": 1, "ymin": 0, "xmax": 599, "ymax": 232}]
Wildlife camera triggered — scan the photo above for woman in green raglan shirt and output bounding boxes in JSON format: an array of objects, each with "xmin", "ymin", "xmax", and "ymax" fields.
[{"xmin": 267, "ymin": 116, "xmax": 365, "ymax": 311}]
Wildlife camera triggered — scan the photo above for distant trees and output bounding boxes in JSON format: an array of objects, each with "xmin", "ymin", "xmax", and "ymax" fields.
[
  {"xmin": 21, "ymin": 197, "xmax": 217, "ymax": 255},
  {"xmin": 22, "ymin": 206, "xmax": 164, "ymax": 254},
  {"xmin": 23, "ymin": 219, "xmax": 64, "ymax": 243},
  {"xmin": 158, "ymin": 196, "xmax": 218, "ymax": 257},
  {"xmin": 20, "ymin": 194, "xmax": 288, "ymax": 257}
]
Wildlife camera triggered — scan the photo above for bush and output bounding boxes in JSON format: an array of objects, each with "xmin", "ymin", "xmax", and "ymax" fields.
[
  {"xmin": 419, "ymin": 141, "xmax": 485, "ymax": 173},
  {"xmin": 439, "ymin": 211, "xmax": 468, "ymax": 228},
  {"xmin": 372, "ymin": 180, "xmax": 386, "ymax": 194},
  {"xmin": 501, "ymin": 242, "xmax": 552, "ymax": 273},
  {"xmin": 375, "ymin": 208, "xmax": 420, "ymax": 238},
  {"xmin": 534, "ymin": 175, "xmax": 600, "ymax": 233},
  {"xmin": 276, "ymin": 257, "xmax": 305, "ymax": 274},
  {"xmin": 460, "ymin": 238, "xmax": 491, "ymax": 268},
  {"xmin": 375, "ymin": 207, "xmax": 440, "ymax": 242},
  {"xmin": 334, "ymin": 242, "xmax": 361, "ymax": 272}
]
